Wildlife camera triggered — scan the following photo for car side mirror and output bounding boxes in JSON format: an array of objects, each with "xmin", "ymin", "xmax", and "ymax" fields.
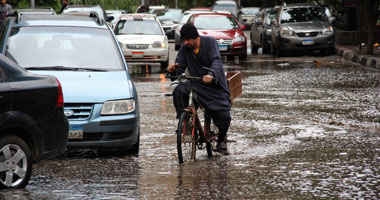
[
  {"xmin": 329, "ymin": 16, "xmax": 336, "ymax": 24},
  {"xmin": 240, "ymin": 25, "xmax": 247, "ymax": 30},
  {"xmin": 106, "ymin": 16, "xmax": 114, "ymax": 22},
  {"xmin": 255, "ymin": 21, "xmax": 263, "ymax": 25},
  {"xmin": 270, "ymin": 19, "xmax": 277, "ymax": 26},
  {"xmin": 165, "ymin": 30, "xmax": 173, "ymax": 37}
]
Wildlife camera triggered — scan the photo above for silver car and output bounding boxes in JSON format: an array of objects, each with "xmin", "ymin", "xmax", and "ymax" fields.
[
  {"xmin": 238, "ymin": 7, "xmax": 260, "ymax": 29},
  {"xmin": 270, "ymin": 3, "xmax": 335, "ymax": 56},
  {"xmin": 114, "ymin": 14, "xmax": 169, "ymax": 70}
]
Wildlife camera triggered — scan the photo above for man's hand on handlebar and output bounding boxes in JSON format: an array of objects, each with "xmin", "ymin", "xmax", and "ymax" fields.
[
  {"xmin": 203, "ymin": 75, "xmax": 214, "ymax": 83},
  {"xmin": 167, "ymin": 63, "xmax": 178, "ymax": 72}
]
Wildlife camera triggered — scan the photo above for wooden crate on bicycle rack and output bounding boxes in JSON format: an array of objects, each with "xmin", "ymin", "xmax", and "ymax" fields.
[{"xmin": 226, "ymin": 71, "xmax": 242, "ymax": 102}]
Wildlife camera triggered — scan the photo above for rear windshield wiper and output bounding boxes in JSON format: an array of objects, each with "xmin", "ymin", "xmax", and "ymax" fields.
[{"xmin": 24, "ymin": 66, "xmax": 107, "ymax": 72}]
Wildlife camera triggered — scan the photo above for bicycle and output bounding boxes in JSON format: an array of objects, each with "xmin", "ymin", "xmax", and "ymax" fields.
[{"xmin": 165, "ymin": 67, "xmax": 226, "ymax": 164}]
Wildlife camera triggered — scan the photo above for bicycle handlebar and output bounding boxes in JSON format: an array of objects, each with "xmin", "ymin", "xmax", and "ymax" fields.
[{"xmin": 165, "ymin": 65, "xmax": 219, "ymax": 84}]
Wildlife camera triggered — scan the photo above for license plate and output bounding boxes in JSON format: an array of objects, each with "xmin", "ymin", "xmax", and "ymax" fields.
[
  {"xmin": 302, "ymin": 39, "xmax": 314, "ymax": 46},
  {"xmin": 218, "ymin": 45, "xmax": 228, "ymax": 51},
  {"xmin": 132, "ymin": 51, "xmax": 144, "ymax": 58},
  {"xmin": 69, "ymin": 125, "xmax": 83, "ymax": 139}
]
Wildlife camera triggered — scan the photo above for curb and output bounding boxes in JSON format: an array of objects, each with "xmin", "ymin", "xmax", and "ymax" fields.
[{"xmin": 335, "ymin": 47, "xmax": 380, "ymax": 70}]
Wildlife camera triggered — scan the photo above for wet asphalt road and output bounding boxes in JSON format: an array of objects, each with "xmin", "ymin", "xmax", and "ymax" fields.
[{"xmin": 1, "ymin": 42, "xmax": 380, "ymax": 199}]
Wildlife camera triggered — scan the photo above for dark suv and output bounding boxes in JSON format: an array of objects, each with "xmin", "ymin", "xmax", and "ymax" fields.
[
  {"xmin": 0, "ymin": 54, "xmax": 68, "ymax": 189},
  {"xmin": 270, "ymin": 3, "xmax": 335, "ymax": 56}
]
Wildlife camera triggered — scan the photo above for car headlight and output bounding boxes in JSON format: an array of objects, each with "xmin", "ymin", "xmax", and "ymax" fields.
[
  {"xmin": 322, "ymin": 26, "xmax": 334, "ymax": 35},
  {"xmin": 101, "ymin": 99, "xmax": 135, "ymax": 115},
  {"xmin": 233, "ymin": 36, "xmax": 245, "ymax": 43},
  {"xmin": 153, "ymin": 41, "xmax": 166, "ymax": 48},
  {"xmin": 280, "ymin": 27, "xmax": 296, "ymax": 38}
]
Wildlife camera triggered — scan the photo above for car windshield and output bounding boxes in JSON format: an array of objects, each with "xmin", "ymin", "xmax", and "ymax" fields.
[
  {"xmin": 153, "ymin": 9, "xmax": 182, "ymax": 21},
  {"xmin": 212, "ymin": 4, "xmax": 237, "ymax": 16},
  {"xmin": 241, "ymin": 8, "xmax": 260, "ymax": 15},
  {"xmin": 6, "ymin": 27, "xmax": 124, "ymax": 71},
  {"xmin": 281, "ymin": 7, "xmax": 327, "ymax": 23},
  {"xmin": 115, "ymin": 20, "xmax": 162, "ymax": 35},
  {"xmin": 63, "ymin": 7, "xmax": 105, "ymax": 20},
  {"xmin": 264, "ymin": 11, "xmax": 276, "ymax": 25},
  {"xmin": 193, "ymin": 15, "xmax": 239, "ymax": 30}
]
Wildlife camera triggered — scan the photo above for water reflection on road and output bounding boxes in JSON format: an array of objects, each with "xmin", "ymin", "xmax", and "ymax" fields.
[{"xmin": 1, "ymin": 59, "xmax": 379, "ymax": 199}]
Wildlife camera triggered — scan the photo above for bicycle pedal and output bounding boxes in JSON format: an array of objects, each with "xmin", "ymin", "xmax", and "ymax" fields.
[{"xmin": 220, "ymin": 150, "xmax": 230, "ymax": 155}]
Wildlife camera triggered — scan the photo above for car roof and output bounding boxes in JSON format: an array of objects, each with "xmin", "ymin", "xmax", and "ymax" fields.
[
  {"xmin": 9, "ymin": 14, "xmax": 108, "ymax": 28},
  {"xmin": 214, "ymin": 0, "xmax": 237, "ymax": 5},
  {"xmin": 119, "ymin": 13, "xmax": 157, "ymax": 21},
  {"xmin": 191, "ymin": 12, "xmax": 233, "ymax": 18},
  {"xmin": 282, "ymin": 3, "xmax": 321, "ymax": 8}
]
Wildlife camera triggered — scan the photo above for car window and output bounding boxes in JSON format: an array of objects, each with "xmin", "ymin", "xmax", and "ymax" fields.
[
  {"xmin": 115, "ymin": 20, "xmax": 163, "ymax": 35},
  {"xmin": 63, "ymin": 7, "xmax": 106, "ymax": 21},
  {"xmin": 241, "ymin": 8, "xmax": 260, "ymax": 15},
  {"xmin": 0, "ymin": 67, "xmax": 3, "ymax": 82},
  {"xmin": 153, "ymin": 9, "xmax": 182, "ymax": 21},
  {"xmin": 193, "ymin": 15, "xmax": 239, "ymax": 30},
  {"xmin": 212, "ymin": 4, "xmax": 238, "ymax": 17},
  {"xmin": 264, "ymin": 11, "xmax": 276, "ymax": 25},
  {"xmin": 6, "ymin": 26, "xmax": 124, "ymax": 71},
  {"xmin": 281, "ymin": 7, "xmax": 327, "ymax": 23}
]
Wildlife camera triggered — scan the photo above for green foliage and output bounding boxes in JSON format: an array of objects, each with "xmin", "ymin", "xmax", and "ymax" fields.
[{"xmin": 70, "ymin": 0, "xmax": 139, "ymax": 12}]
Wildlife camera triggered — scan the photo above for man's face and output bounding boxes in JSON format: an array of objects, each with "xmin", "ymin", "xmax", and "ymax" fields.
[
  {"xmin": 1, "ymin": 0, "xmax": 6, "ymax": 5},
  {"xmin": 183, "ymin": 38, "xmax": 197, "ymax": 49}
]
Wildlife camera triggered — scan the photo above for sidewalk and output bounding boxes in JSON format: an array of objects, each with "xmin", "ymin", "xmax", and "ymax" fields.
[{"xmin": 335, "ymin": 44, "xmax": 380, "ymax": 69}]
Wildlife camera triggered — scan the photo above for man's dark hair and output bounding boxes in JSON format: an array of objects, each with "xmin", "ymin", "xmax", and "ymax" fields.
[{"xmin": 180, "ymin": 24, "xmax": 199, "ymax": 40}]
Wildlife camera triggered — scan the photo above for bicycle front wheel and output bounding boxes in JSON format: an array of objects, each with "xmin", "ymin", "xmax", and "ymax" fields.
[{"xmin": 177, "ymin": 112, "xmax": 196, "ymax": 164}]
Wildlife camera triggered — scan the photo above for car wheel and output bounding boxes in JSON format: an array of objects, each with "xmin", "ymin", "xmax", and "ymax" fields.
[
  {"xmin": 175, "ymin": 44, "xmax": 180, "ymax": 51},
  {"xmin": 276, "ymin": 43, "xmax": 283, "ymax": 57},
  {"xmin": 251, "ymin": 39, "xmax": 258, "ymax": 54},
  {"xmin": 129, "ymin": 132, "xmax": 140, "ymax": 155},
  {"xmin": 0, "ymin": 135, "xmax": 32, "ymax": 189},
  {"xmin": 262, "ymin": 37, "xmax": 270, "ymax": 54},
  {"xmin": 239, "ymin": 54, "xmax": 247, "ymax": 60},
  {"xmin": 161, "ymin": 60, "xmax": 169, "ymax": 71}
]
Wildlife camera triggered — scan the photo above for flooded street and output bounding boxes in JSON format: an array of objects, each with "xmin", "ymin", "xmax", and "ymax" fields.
[{"xmin": 2, "ymin": 52, "xmax": 380, "ymax": 199}]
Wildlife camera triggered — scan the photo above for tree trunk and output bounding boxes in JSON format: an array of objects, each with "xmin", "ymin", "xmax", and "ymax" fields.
[{"xmin": 365, "ymin": 0, "xmax": 380, "ymax": 55}]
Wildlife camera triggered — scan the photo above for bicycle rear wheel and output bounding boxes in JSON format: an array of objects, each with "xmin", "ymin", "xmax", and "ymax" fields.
[{"xmin": 177, "ymin": 112, "xmax": 196, "ymax": 164}]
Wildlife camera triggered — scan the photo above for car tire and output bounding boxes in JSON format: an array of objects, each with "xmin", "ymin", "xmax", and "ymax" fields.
[
  {"xmin": 0, "ymin": 135, "xmax": 32, "ymax": 189},
  {"xmin": 239, "ymin": 54, "xmax": 247, "ymax": 60},
  {"xmin": 129, "ymin": 132, "xmax": 140, "ymax": 155},
  {"xmin": 251, "ymin": 39, "xmax": 258, "ymax": 54},
  {"xmin": 175, "ymin": 44, "xmax": 180, "ymax": 51},
  {"xmin": 161, "ymin": 60, "xmax": 169, "ymax": 71},
  {"xmin": 262, "ymin": 37, "xmax": 270, "ymax": 54}
]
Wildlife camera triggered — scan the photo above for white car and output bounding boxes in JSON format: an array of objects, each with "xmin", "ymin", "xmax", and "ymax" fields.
[{"xmin": 114, "ymin": 14, "xmax": 169, "ymax": 70}]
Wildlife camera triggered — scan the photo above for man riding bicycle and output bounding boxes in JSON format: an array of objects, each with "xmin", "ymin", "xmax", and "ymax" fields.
[{"xmin": 167, "ymin": 24, "xmax": 231, "ymax": 151}]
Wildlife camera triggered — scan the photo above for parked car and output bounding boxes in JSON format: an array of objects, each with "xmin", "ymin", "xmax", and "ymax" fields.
[
  {"xmin": 106, "ymin": 9, "xmax": 127, "ymax": 28},
  {"xmin": 0, "ymin": 54, "xmax": 68, "ymax": 188},
  {"xmin": 187, "ymin": 12, "xmax": 247, "ymax": 59},
  {"xmin": 114, "ymin": 14, "xmax": 169, "ymax": 70},
  {"xmin": 62, "ymin": 5, "xmax": 114, "ymax": 23},
  {"xmin": 250, "ymin": 8, "xmax": 277, "ymax": 54},
  {"xmin": 270, "ymin": 3, "xmax": 335, "ymax": 56},
  {"xmin": 0, "ymin": 13, "xmax": 140, "ymax": 154},
  {"xmin": 238, "ymin": 7, "xmax": 260, "ymax": 29},
  {"xmin": 212, "ymin": 0, "xmax": 240, "ymax": 18},
  {"xmin": 151, "ymin": 8, "xmax": 182, "ymax": 39},
  {"xmin": 16, "ymin": 7, "xmax": 56, "ymax": 15},
  {"xmin": 174, "ymin": 9, "xmax": 214, "ymax": 50}
]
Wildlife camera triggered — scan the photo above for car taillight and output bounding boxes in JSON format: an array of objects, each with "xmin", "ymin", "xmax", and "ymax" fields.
[{"xmin": 55, "ymin": 77, "xmax": 64, "ymax": 107}]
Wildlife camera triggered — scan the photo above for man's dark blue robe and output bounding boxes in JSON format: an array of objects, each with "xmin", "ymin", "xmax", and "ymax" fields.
[{"xmin": 174, "ymin": 36, "xmax": 231, "ymax": 112}]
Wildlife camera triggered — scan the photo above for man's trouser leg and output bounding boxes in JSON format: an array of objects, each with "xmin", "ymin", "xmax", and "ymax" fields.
[
  {"xmin": 172, "ymin": 81, "xmax": 190, "ymax": 118},
  {"xmin": 208, "ymin": 110, "xmax": 231, "ymax": 143}
]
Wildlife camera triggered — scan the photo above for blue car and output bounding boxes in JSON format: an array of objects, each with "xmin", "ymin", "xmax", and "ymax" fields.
[{"xmin": 0, "ymin": 13, "xmax": 140, "ymax": 154}]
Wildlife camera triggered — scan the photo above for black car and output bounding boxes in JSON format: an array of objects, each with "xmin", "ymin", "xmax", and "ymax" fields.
[{"xmin": 0, "ymin": 55, "xmax": 68, "ymax": 189}]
